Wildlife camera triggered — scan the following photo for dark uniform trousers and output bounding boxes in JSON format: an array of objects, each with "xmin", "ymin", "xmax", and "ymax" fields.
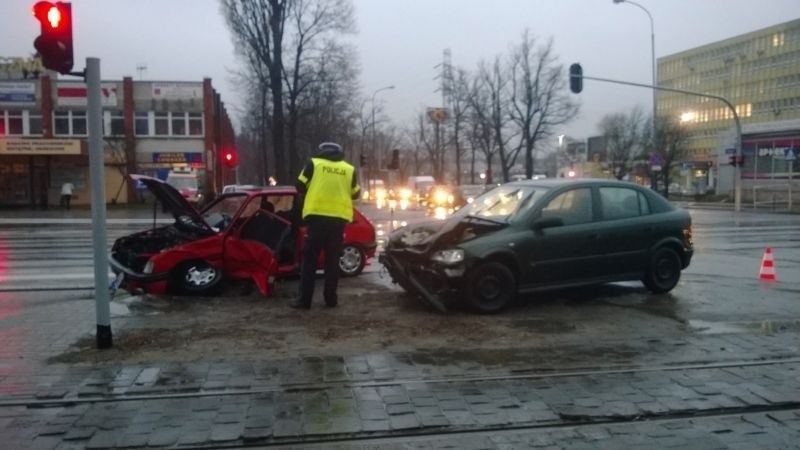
[{"xmin": 298, "ymin": 215, "xmax": 347, "ymax": 306}]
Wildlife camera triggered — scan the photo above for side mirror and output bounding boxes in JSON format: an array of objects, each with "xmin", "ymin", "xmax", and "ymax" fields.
[{"xmin": 532, "ymin": 216, "xmax": 564, "ymax": 230}]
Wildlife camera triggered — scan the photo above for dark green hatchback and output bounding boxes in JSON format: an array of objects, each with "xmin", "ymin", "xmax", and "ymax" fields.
[{"xmin": 380, "ymin": 179, "xmax": 693, "ymax": 313}]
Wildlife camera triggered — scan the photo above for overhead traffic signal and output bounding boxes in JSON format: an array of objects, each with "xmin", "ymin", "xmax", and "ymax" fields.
[
  {"xmin": 359, "ymin": 154, "xmax": 367, "ymax": 167},
  {"xmin": 32, "ymin": 1, "xmax": 74, "ymax": 74},
  {"xmin": 569, "ymin": 63, "xmax": 583, "ymax": 94},
  {"xmin": 222, "ymin": 149, "xmax": 237, "ymax": 168}
]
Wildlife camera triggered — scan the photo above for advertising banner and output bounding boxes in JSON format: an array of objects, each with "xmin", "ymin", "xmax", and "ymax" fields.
[
  {"xmin": 0, "ymin": 82, "xmax": 36, "ymax": 105},
  {"xmin": 0, "ymin": 138, "xmax": 81, "ymax": 155},
  {"xmin": 57, "ymin": 82, "xmax": 119, "ymax": 107}
]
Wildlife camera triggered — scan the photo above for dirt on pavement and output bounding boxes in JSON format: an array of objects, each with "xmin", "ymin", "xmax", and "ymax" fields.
[{"xmin": 50, "ymin": 271, "xmax": 687, "ymax": 365}]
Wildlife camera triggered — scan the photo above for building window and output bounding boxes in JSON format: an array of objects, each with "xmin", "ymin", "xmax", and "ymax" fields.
[
  {"xmin": 28, "ymin": 112, "xmax": 42, "ymax": 135},
  {"xmin": 154, "ymin": 112, "xmax": 169, "ymax": 135},
  {"xmin": 72, "ymin": 111, "xmax": 87, "ymax": 135},
  {"xmin": 188, "ymin": 112, "xmax": 203, "ymax": 135},
  {"xmin": 7, "ymin": 111, "xmax": 23, "ymax": 135},
  {"xmin": 109, "ymin": 111, "xmax": 125, "ymax": 136},
  {"xmin": 54, "ymin": 111, "xmax": 70, "ymax": 135},
  {"xmin": 772, "ymin": 32, "xmax": 785, "ymax": 47},
  {"xmin": 171, "ymin": 112, "xmax": 186, "ymax": 136},
  {"xmin": 53, "ymin": 110, "xmax": 88, "ymax": 136},
  {"xmin": 134, "ymin": 112, "xmax": 149, "ymax": 136}
]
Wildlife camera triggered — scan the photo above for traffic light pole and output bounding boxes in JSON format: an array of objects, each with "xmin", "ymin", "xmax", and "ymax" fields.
[
  {"xmin": 576, "ymin": 73, "xmax": 742, "ymax": 212},
  {"xmin": 86, "ymin": 57, "xmax": 113, "ymax": 349}
]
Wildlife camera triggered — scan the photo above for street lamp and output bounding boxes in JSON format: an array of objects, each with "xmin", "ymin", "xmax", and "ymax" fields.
[
  {"xmin": 371, "ymin": 85, "xmax": 395, "ymax": 171},
  {"xmin": 613, "ymin": 0, "xmax": 656, "ymax": 131}
]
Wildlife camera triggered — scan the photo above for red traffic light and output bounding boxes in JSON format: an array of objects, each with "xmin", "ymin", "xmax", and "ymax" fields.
[
  {"xmin": 222, "ymin": 150, "xmax": 237, "ymax": 167},
  {"xmin": 33, "ymin": 2, "xmax": 62, "ymax": 28},
  {"xmin": 32, "ymin": 1, "xmax": 73, "ymax": 74}
]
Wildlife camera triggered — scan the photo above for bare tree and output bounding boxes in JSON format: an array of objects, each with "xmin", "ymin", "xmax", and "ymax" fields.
[
  {"xmin": 466, "ymin": 73, "xmax": 501, "ymax": 184},
  {"xmin": 443, "ymin": 68, "xmax": 471, "ymax": 185},
  {"xmin": 283, "ymin": 0, "xmax": 355, "ymax": 175},
  {"xmin": 646, "ymin": 116, "xmax": 691, "ymax": 196},
  {"xmin": 413, "ymin": 111, "xmax": 447, "ymax": 181},
  {"xmin": 477, "ymin": 58, "xmax": 519, "ymax": 182},
  {"xmin": 598, "ymin": 106, "xmax": 647, "ymax": 180},
  {"xmin": 221, "ymin": 0, "xmax": 289, "ymax": 181},
  {"xmin": 509, "ymin": 31, "xmax": 579, "ymax": 179}
]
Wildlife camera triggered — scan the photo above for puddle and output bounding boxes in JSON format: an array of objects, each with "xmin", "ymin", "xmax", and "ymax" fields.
[
  {"xmin": 688, "ymin": 320, "xmax": 747, "ymax": 334},
  {"xmin": 688, "ymin": 319, "xmax": 800, "ymax": 334}
]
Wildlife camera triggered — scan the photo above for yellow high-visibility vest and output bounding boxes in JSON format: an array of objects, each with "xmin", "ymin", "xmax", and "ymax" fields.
[{"xmin": 298, "ymin": 158, "xmax": 358, "ymax": 221}]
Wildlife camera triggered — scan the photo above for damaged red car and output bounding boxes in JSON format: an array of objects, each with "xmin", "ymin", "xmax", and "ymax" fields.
[{"xmin": 110, "ymin": 174, "xmax": 376, "ymax": 296}]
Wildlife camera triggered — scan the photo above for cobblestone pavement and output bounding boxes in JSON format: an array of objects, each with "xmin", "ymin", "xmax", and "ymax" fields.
[{"xmin": 0, "ymin": 313, "xmax": 798, "ymax": 448}]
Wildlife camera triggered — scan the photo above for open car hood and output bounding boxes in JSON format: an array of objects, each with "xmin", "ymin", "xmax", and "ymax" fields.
[
  {"xmin": 130, "ymin": 174, "xmax": 213, "ymax": 233},
  {"xmin": 389, "ymin": 215, "xmax": 506, "ymax": 253}
]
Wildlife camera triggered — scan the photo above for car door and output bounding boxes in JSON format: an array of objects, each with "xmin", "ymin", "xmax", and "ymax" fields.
[
  {"xmin": 222, "ymin": 196, "xmax": 285, "ymax": 295},
  {"xmin": 516, "ymin": 187, "xmax": 603, "ymax": 287},
  {"xmin": 595, "ymin": 186, "xmax": 655, "ymax": 277}
]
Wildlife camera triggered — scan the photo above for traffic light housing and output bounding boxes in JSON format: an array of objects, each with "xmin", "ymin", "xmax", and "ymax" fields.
[
  {"xmin": 359, "ymin": 154, "xmax": 367, "ymax": 167},
  {"xmin": 222, "ymin": 149, "xmax": 237, "ymax": 168},
  {"xmin": 388, "ymin": 149, "xmax": 400, "ymax": 170},
  {"xmin": 569, "ymin": 63, "xmax": 583, "ymax": 94},
  {"xmin": 728, "ymin": 155, "xmax": 744, "ymax": 167},
  {"xmin": 32, "ymin": 1, "xmax": 74, "ymax": 74}
]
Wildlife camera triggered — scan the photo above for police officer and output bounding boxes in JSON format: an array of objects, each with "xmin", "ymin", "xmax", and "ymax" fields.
[{"xmin": 290, "ymin": 142, "xmax": 361, "ymax": 309}]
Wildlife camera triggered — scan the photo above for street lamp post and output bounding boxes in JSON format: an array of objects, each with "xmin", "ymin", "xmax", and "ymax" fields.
[
  {"xmin": 371, "ymin": 85, "xmax": 395, "ymax": 173},
  {"xmin": 613, "ymin": 0, "xmax": 656, "ymax": 133}
]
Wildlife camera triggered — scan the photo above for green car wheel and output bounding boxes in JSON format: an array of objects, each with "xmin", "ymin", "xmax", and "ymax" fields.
[{"xmin": 465, "ymin": 262, "xmax": 516, "ymax": 314}]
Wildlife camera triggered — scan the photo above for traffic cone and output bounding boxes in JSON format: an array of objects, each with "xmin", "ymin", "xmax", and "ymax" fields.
[{"xmin": 758, "ymin": 247, "xmax": 777, "ymax": 281}]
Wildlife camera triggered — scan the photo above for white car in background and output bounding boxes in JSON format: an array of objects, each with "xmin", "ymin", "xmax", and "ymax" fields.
[{"xmin": 221, "ymin": 184, "xmax": 259, "ymax": 194}]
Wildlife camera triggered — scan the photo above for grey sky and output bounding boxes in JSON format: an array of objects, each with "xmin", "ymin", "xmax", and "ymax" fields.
[{"xmin": 3, "ymin": 0, "xmax": 798, "ymax": 146}]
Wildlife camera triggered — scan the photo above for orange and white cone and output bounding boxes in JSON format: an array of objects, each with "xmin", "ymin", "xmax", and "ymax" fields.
[{"xmin": 759, "ymin": 247, "xmax": 777, "ymax": 281}]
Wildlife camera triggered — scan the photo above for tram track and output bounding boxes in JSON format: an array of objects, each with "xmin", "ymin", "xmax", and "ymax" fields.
[{"xmin": 2, "ymin": 355, "xmax": 798, "ymax": 409}]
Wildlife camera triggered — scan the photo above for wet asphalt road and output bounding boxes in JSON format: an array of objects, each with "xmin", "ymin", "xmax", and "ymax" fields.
[{"xmin": 1, "ymin": 203, "xmax": 798, "ymax": 332}]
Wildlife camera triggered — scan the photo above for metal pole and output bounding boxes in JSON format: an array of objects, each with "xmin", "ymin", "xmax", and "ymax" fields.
[
  {"xmin": 86, "ymin": 57, "xmax": 112, "ymax": 349},
  {"xmin": 614, "ymin": 1, "xmax": 657, "ymax": 146},
  {"xmin": 581, "ymin": 73, "xmax": 743, "ymax": 211},
  {"xmin": 753, "ymin": 149, "xmax": 758, "ymax": 209},
  {"xmin": 371, "ymin": 85, "xmax": 395, "ymax": 173}
]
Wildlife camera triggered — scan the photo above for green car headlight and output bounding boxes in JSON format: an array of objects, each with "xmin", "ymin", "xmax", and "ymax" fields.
[{"xmin": 431, "ymin": 249, "xmax": 464, "ymax": 265}]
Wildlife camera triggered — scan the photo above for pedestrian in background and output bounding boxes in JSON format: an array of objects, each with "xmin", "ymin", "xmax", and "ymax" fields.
[
  {"xmin": 290, "ymin": 142, "xmax": 360, "ymax": 309},
  {"xmin": 60, "ymin": 181, "xmax": 74, "ymax": 210}
]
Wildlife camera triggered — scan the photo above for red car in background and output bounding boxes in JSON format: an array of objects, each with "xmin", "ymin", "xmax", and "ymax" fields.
[{"xmin": 110, "ymin": 174, "xmax": 376, "ymax": 296}]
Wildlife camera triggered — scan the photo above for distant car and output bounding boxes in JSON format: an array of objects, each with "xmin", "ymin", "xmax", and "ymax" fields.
[
  {"xmin": 221, "ymin": 184, "xmax": 260, "ymax": 194},
  {"xmin": 380, "ymin": 179, "xmax": 693, "ymax": 313},
  {"xmin": 454, "ymin": 184, "xmax": 491, "ymax": 209},
  {"xmin": 110, "ymin": 175, "xmax": 377, "ymax": 296},
  {"xmin": 423, "ymin": 185, "xmax": 457, "ymax": 219}
]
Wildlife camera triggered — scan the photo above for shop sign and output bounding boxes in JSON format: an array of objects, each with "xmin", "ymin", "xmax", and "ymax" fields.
[
  {"xmin": 0, "ymin": 82, "xmax": 36, "ymax": 105},
  {"xmin": 0, "ymin": 138, "xmax": 81, "ymax": 155},
  {"xmin": 0, "ymin": 56, "xmax": 43, "ymax": 80},
  {"xmin": 151, "ymin": 152, "xmax": 203, "ymax": 164},
  {"xmin": 57, "ymin": 82, "xmax": 119, "ymax": 107},
  {"xmin": 152, "ymin": 82, "xmax": 202, "ymax": 100},
  {"xmin": 758, "ymin": 146, "xmax": 797, "ymax": 158}
]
